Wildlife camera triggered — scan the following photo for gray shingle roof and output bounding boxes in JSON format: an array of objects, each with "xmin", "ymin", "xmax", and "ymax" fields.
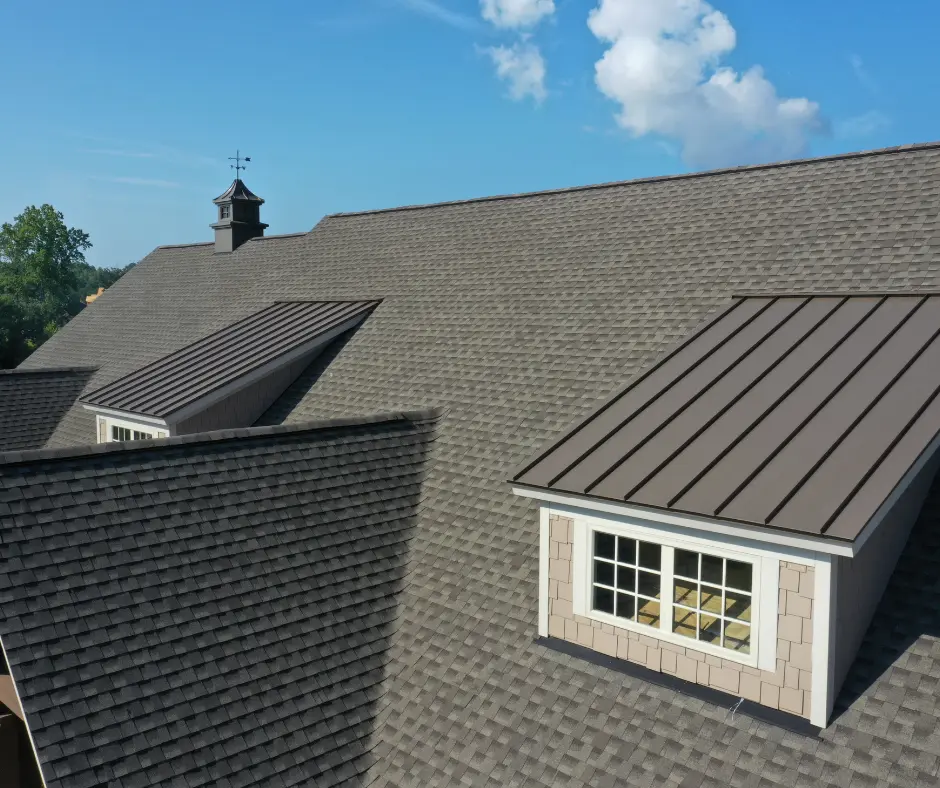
[
  {"xmin": 0, "ymin": 410, "xmax": 438, "ymax": 788},
  {"xmin": 0, "ymin": 367, "xmax": 96, "ymax": 452},
  {"xmin": 513, "ymin": 293, "xmax": 940, "ymax": 541},
  {"xmin": 15, "ymin": 142, "xmax": 940, "ymax": 786},
  {"xmin": 81, "ymin": 300, "xmax": 379, "ymax": 418}
]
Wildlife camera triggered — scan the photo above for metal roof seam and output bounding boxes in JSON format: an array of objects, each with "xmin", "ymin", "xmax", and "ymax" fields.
[
  {"xmin": 581, "ymin": 296, "xmax": 812, "ymax": 497},
  {"xmin": 621, "ymin": 296, "xmax": 846, "ymax": 502},
  {"xmin": 83, "ymin": 301, "xmax": 294, "ymax": 402},
  {"xmin": 82, "ymin": 301, "xmax": 379, "ymax": 417},
  {"xmin": 664, "ymin": 296, "xmax": 886, "ymax": 508},
  {"xmin": 132, "ymin": 302, "xmax": 365, "ymax": 415},
  {"xmin": 818, "ymin": 378, "xmax": 940, "ymax": 535},
  {"xmin": 543, "ymin": 298, "xmax": 778, "ymax": 489},
  {"xmin": 509, "ymin": 297, "xmax": 748, "ymax": 482},
  {"xmin": 764, "ymin": 313, "xmax": 940, "ymax": 527},
  {"xmin": 712, "ymin": 295, "xmax": 928, "ymax": 520},
  {"xmin": 92, "ymin": 302, "xmax": 329, "ymax": 409}
]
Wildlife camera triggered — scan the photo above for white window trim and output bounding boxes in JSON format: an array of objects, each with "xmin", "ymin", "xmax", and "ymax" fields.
[
  {"xmin": 97, "ymin": 415, "xmax": 168, "ymax": 444},
  {"xmin": 570, "ymin": 511, "xmax": 779, "ymax": 670}
]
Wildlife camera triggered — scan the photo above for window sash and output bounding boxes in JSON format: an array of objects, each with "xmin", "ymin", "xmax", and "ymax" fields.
[{"xmin": 583, "ymin": 525, "xmax": 761, "ymax": 666}]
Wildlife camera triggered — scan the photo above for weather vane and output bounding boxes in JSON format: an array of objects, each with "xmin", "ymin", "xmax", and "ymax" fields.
[{"xmin": 229, "ymin": 149, "xmax": 251, "ymax": 178}]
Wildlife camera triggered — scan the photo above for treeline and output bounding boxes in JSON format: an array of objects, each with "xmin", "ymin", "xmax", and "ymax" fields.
[{"xmin": 0, "ymin": 204, "xmax": 135, "ymax": 368}]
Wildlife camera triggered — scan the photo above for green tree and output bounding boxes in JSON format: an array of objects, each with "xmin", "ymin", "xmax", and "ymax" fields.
[{"xmin": 0, "ymin": 205, "xmax": 92, "ymax": 367}]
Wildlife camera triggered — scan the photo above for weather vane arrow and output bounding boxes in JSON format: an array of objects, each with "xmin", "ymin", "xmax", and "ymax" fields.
[{"xmin": 229, "ymin": 149, "xmax": 251, "ymax": 178}]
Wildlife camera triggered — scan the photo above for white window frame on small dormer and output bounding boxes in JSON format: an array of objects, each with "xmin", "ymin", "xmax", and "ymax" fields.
[
  {"xmin": 574, "ymin": 517, "xmax": 764, "ymax": 668},
  {"xmin": 566, "ymin": 509, "xmax": 784, "ymax": 672},
  {"xmin": 96, "ymin": 414, "xmax": 168, "ymax": 444}
]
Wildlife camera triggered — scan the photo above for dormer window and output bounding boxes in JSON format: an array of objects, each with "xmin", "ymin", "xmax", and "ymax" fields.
[
  {"xmin": 220, "ymin": 205, "xmax": 231, "ymax": 220},
  {"xmin": 96, "ymin": 415, "xmax": 168, "ymax": 444}
]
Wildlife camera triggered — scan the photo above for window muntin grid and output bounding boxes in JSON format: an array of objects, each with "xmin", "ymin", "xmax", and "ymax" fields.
[
  {"xmin": 591, "ymin": 531, "xmax": 662, "ymax": 629},
  {"xmin": 111, "ymin": 425, "xmax": 154, "ymax": 442},
  {"xmin": 672, "ymin": 548, "xmax": 752, "ymax": 654}
]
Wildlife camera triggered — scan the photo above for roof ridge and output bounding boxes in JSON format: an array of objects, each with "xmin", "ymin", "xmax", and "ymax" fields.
[
  {"xmin": 2, "ymin": 366, "xmax": 98, "ymax": 376},
  {"xmin": 155, "ymin": 241, "xmax": 214, "ymax": 250},
  {"xmin": 0, "ymin": 408, "xmax": 443, "ymax": 468},
  {"xmin": 326, "ymin": 141, "xmax": 940, "ymax": 219},
  {"xmin": 248, "ymin": 232, "xmax": 308, "ymax": 241}
]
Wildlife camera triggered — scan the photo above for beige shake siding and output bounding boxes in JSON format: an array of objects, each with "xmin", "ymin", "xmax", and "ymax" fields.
[{"xmin": 546, "ymin": 513, "xmax": 815, "ymax": 719}]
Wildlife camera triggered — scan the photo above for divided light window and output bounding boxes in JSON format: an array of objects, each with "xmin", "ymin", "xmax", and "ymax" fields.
[
  {"xmin": 590, "ymin": 529, "xmax": 755, "ymax": 657},
  {"xmin": 111, "ymin": 425, "xmax": 154, "ymax": 442}
]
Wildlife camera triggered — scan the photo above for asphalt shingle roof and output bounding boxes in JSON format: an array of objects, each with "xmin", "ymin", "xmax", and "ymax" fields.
[
  {"xmin": 0, "ymin": 411, "xmax": 438, "ymax": 788},
  {"xmin": 14, "ymin": 142, "xmax": 940, "ymax": 786},
  {"xmin": 0, "ymin": 367, "xmax": 96, "ymax": 452}
]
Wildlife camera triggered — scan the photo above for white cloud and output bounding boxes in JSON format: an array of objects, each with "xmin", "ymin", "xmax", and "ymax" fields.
[
  {"xmin": 849, "ymin": 53, "xmax": 878, "ymax": 93},
  {"xmin": 836, "ymin": 110, "xmax": 890, "ymax": 139},
  {"xmin": 485, "ymin": 41, "xmax": 547, "ymax": 102},
  {"xmin": 587, "ymin": 0, "xmax": 826, "ymax": 167},
  {"xmin": 481, "ymin": 0, "xmax": 555, "ymax": 28},
  {"xmin": 396, "ymin": 0, "xmax": 479, "ymax": 30}
]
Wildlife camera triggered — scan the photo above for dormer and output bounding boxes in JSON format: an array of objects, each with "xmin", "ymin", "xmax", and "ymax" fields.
[
  {"xmin": 80, "ymin": 300, "xmax": 380, "ymax": 441},
  {"xmin": 211, "ymin": 178, "xmax": 269, "ymax": 253},
  {"xmin": 513, "ymin": 293, "xmax": 940, "ymax": 731}
]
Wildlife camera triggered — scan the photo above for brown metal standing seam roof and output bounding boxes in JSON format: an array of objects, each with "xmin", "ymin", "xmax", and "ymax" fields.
[
  {"xmin": 81, "ymin": 300, "xmax": 379, "ymax": 418},
  {"xmin": 513, "ymin": 294, "xmax": 940, "ymax": 540}
]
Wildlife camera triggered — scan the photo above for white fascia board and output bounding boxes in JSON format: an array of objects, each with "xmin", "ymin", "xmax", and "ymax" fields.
[
  {"xmin": 164, "ymin": 315, "xmax": 367, "ymax": 425},
  {"xmin": 81, "ymin": 404, "xmax": 169, "ymax": 429},
  {"xmin": 538, "ymin": 506, "xmax": 550, "ymax": 637},
  {"xmin": 513, "ymin": 486, "xmax": 855, "ymax": 559},
  {"xmin": 0, "ymin": 637, "xmax": 48, "ymax": 788}
]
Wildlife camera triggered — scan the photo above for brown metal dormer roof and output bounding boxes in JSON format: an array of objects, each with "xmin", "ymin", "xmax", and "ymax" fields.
[
  {"xmin": 81, "ymin": 300, "xmax": 380, "ymax": 419},
  {"xmin": 514, "ymin": 294, "xmax": 940, "ymax": 541}
]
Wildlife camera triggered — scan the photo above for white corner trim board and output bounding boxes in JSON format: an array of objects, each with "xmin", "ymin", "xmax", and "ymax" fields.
[
  {"xmin": 514, "ymin": 486, "xmax": 856, "ymax": 558},
  {"xmin": 538, "ymin": 506, "xmax": 550, "ymax": 638},
  {"xmin": 810, "ymin": 553, "xmax": 835, "ymax": 728}
]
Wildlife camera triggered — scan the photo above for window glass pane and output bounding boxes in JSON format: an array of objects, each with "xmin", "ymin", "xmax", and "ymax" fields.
[
  {"xmin": 723, "ymin": 621, "xmax": 751, "ymax": 654},
  {"xmin": 724, "ymin": 589, "xmax": 751, "ymax": 622},
  {"xmin": 594, "ymin": 532, "xmax": 615, "ymax": 560},
  {"xmin": 617, "ymin": 536, "xmax": 636, "ymax": 565},
  {"xmin": 700, "ymin": 585, "xmax": 723, "ymax": 615},
  {"xmin": 638, "ymin": 541, "xmax": 661, "ymax": 570},
  {"xmin": 593, "ymin": 559, "xmax": 614, "ymax": 587},
  {"xmin": 675, "ymin": 549, "xmax": 698, "ymax": 579},
  {"xmin": 673, "ymin": 579, "xmax": 697, "ymax": 607},
  {"xmin": 615, "ymin": 592, "xmax": 635, "ymax": 621},
  {"xmin": 702, "ymin": 554, "xmax": 723, "ymax": 585},
  {"xmin": 638, "ymin": 571, "xmax": 660, "ymax": 599},
  {"xmin": 593, "ymin": 586, "xmax": 614, "ymax": 614},
  {"xmin": 673, "ymin": 608, "xmax": 697, "ymax": 639},
  {"xmin": 700, "ymin": 614, "xmax": 721, "ymax": 645},
  {"xmin": 726, "ymin": 560, "xmax": 752, "ymax": 591},
  {"xmin": 637, "ymin": 599, "xmax": 660, "ymax": 627},
  {"xmin": 615, "ymin": 566, "xmax": 635, "ymax": 592}
]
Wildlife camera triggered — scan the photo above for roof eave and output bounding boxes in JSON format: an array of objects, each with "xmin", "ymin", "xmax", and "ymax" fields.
[{"xmin": 510, "ymin": 482, "xmax": 858, "ymax": 557}]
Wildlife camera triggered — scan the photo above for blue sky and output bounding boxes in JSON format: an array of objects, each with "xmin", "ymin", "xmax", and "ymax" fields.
[{"xmin": 0, "ymin": 0, "xmax": 936, "ymax": 267}]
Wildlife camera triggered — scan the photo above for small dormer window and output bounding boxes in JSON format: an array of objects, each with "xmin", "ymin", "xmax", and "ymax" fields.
[{"xmin": 220, "ymin": 205, "xmax": 231, "ymax": 220}]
